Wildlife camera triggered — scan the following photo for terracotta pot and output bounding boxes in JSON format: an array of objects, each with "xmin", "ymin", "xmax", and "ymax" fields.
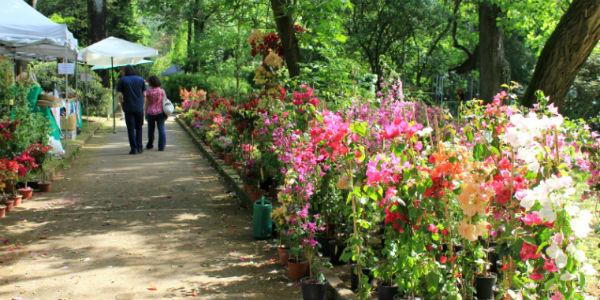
[
  {"xmin": 18, "ymin": 187, "xmax": 33, "ymax": 200},
  {"xmin": 287, "ymin": 259, "xmax": 309, "ymax": 281},
  {"xmin": 11, "ymin": 195, "xmax": 22, "ymax": 207},
  {"xmin": 0, "ymin": 206, "xmax": 6, "ymax": 218},
  {"xmin": 5, "ymin": 199, "xmax": 15, "ymax": 212},
  {"xmin": 277, "ymin": 246, "xmax": 289, "ymax": 266},
  {"xmin": 223, "ymin": 154, "xmax": 234, "ymax": 165},
  {"xmin": 38, "ymin": 182, "xmax": 51, "ymax": 193},
  {"xmin": 244, "ymin": 184, "xmax": 263, "ymax": 202},
  {"xmin": 233, "ymin": 162, "xmax": 244, "ymax": 171}
]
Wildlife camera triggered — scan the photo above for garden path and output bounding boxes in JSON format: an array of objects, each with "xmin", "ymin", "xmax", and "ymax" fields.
[{"xmin": 0, "ymin": 119, "xmax": 299, "ymax": 299}]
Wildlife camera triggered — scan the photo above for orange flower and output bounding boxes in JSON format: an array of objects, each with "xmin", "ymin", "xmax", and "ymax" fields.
[
  {"xmin": 458, "ymin": 173, "xmax": 493, "ymax": 217},
  {"xmin": 458, "ymin": 219, "xmax": 489, "ymax": 241}
]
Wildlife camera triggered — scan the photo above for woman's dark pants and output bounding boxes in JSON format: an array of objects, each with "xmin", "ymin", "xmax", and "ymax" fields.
[{"xmin": 147, "ymin": 113, "xmax": 167, "ymax": 151}]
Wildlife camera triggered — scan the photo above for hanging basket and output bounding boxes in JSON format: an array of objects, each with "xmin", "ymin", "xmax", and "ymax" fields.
[
  {"xmin": 38, "ymin": 93, "xmax": 62, "ymax": 107},
  {"xmin": 37, "ymin": 99, "xmax": 61, "ymax": 107}
]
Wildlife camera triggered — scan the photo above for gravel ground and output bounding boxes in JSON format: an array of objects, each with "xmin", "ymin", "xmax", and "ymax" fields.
[{"xmin": 0, "ymin": 119, "xmax": 300, "ymax": 300}]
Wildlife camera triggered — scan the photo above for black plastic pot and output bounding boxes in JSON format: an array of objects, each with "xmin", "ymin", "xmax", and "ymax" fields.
[
  {"xmin": 377, "ymin": 284, "xmax": 398, "ymax": 300},
  {"xmin": 474, "ymin": 275, "xmax": 497, "ymax": 300},
  {"xmin": 317, "ymin": 236, "xmax": 334, "ymax": 257},
  {"xmin": 350, "ymin": 266, "xmax": 374, "ymax": 291},
  {"xmin": 328, "ymin": 240, "xmax": 345, "ymax": 266},
  {"xmin": 301, "ymin": 278, "xmax": 327, "ymax": 300},
  {"xmin": 393, "ymin": 296, "xmax": 422, "ymax": 300}
]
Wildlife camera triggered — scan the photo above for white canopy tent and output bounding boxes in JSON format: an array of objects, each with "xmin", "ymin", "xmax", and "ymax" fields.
[
  {"xmin": 79, "ymin": 37, "xmax": 158, "ymax": 133},
  {"xmin": 79, "ymin": 37, "xmax": 158, "ymax": 66},
  {"xmin": 0, "ymin": 0, "xmax": 78, "ymax": 60}
]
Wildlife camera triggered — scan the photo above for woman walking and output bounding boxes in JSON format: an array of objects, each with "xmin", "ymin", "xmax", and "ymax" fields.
[{"xmin": 144, "ymin": 76, "xmax": 168, "ymax": 151}]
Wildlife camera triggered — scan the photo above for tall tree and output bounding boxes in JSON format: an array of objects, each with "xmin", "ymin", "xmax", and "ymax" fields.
[
  {"xmin": 270, "ymin": 0, "xmax": 301, "ymax": 77},
  {"xmin": 478, "ymin": 2, "xmax": 510, "ymax": 101},
  {"xmin": 26, "ymin": 0, "xmax": 37, "ymax": 8},
  {"xmin": 87, "ymin": 0, "xmax": 107, "ymax": 43},
  {"xmin": 522, "ymin": 0, "xmax": 600, "ymax": 107}
]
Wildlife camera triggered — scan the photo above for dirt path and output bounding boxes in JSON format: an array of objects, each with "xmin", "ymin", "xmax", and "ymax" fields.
[{"xmin": 0, "ymin": 119, "xmax": 299, "ymax": 300}]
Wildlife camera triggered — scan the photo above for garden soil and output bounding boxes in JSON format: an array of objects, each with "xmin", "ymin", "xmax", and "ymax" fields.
[{"xmin": 0, "ymin": 119, "xmax": 300, "ymax": 300}]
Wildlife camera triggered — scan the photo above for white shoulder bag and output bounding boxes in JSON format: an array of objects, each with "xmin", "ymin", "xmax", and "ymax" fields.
[{"xmin": 162, "ymin": 89, "xmax": 174, "ymax": 116}]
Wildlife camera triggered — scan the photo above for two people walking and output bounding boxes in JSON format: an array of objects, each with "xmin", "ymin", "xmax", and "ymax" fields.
[{"xmin": 116, "ymin": 66, "xmax": 168, "ymax": 155}]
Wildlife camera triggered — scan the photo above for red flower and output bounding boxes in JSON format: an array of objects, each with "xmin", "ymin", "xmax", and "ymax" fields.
[
  {"xmin": 440, "ymin": 255, "xmax": 447, "ymax": 264},
  {"xmin": 441, "ymin": 228, "xmax": 449, "ymax": 236},
  {"xmin": 520, "ymin": 242, "xmax": 541, "ymax": 261},
  {"xmin": 544, "ymin": 258, "xmax": 558, "ymax": 273},
  {"xmin": 529, "ymin": 272, "xmax": 543, "ymax": 281}
]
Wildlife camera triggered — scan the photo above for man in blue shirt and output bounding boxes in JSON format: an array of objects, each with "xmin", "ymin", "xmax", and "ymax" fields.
[{"xmin": 116, "ymin": 66, "xmax": 146, "ymax": 154}]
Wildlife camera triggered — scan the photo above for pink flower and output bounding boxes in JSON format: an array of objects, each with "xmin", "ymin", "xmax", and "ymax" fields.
[
  {"xmin": 551, "ymin": 233, "xmax": 564, "ymax": 245},
  {"xmin": 297, "ymin": 203, "xmax": 309, "ymax": 219},
  {"xmin": 414, "ymin": 141, "xmax": 423, "ymax": 151},
  {"xmin": 550, "ymin": 292, "xmax": 564, "ymax": 300},
  {"xmin": 427, "ymin": 224, "xmax": 438, "ymax": 234},
  {"xmin": 440, "ymin": 256, "xmax": 447, "ymax": 264},
  {"xmin": 521, "ymin": 211, "xmax": 543, "ymax": 226}
]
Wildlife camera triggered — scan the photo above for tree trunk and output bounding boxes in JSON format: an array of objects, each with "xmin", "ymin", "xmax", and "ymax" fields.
[
  {"xmin": 522, "ymin": 0, "xmax": 600, "ymax": 108},
  {"xmin": 26, "ymin": 0, "xmax": 37, "ymax": 8},
  {"xmin": 187, "ymin": 17, "xmax": 193, "ymax": 68},
  {"xmin": 87, "ymin": 0, "xmax": 107, "ymax": 43},
  {"xmin": 87, "ymin": 0, "xmax": 107, "ymax": 85},
  {"xmin": 270, "ymin": 0, "xmax": 301, "ymax": 77},
  {"xmin": 478, "ymin": 2, "xmax": 510, "ymax": 101}
]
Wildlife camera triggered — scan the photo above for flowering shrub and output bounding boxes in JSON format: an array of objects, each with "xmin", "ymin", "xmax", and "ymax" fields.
[{"xmin": 176, "ymin": 28, "xmax": 599, "ymax": 300}]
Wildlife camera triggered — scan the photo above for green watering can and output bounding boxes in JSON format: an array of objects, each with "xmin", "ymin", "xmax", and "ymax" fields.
[{"xmin": 252, "ymin": 197, "xmax": 273, "ymax": 240}]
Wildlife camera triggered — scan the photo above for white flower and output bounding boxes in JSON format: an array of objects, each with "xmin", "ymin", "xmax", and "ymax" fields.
[
  {"xmin": 566, "ymin": 243, "xmax": 587, "ymax": 262},
  {"xmin": 519, "ymin": 190, "xmax": 537, "ymax": 210},
  {"xmin": 560, "ymin": 272, "xmax": 577, "ymax": 281},
  {"xmin": 581, "ymin": 264, "xmax": 598, "ymax": 276},
  {"xmin": 417, "ymin": 127, "xmax": 433, "ymax": 137},
  {"xmin": 539, "ymin": 205, "xmax": 557, "ymax": 222},
  {"xmin": 570, "ymin": 209, "xmax": 593, "ymax": 238},
  {"xmin": 546, "ymin": 242, "xmax": 568, "ymax": 269}
]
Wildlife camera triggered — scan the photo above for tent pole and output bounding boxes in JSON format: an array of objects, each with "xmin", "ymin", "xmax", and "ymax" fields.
[{"xmin": 111, "ymin": 57, "xmax": 116, "ymax": 134}]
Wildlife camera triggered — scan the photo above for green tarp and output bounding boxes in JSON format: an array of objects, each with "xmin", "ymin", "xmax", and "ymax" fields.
[{"xmin": 26, "ymin": 85, "xmax": 61, "ymax": 140}]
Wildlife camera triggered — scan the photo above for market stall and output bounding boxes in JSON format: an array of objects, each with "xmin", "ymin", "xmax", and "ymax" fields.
[{"xmin": 0, "ymin": 0, "xmax": 79, "ymax": 150}]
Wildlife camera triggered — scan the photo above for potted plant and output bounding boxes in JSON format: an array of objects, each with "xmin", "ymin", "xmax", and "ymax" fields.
[
  {"xmin": 272, "ymin": 205, "xmax": 290, "ymax": 266},
  {"xmin": 287, "ymin": 235, "xmax": 309, "ymax": 281},
  {"xmin": 2, "ymin": 195, "xmax": 14, "ymax": 212},
  {"xmin": 28, "ymin": 143, "xmax": 52, "ymax": 192},
  {"xmin": 300, "ymin": 256, "xmax": 327, "ymax": 300},
  {"xmin": 375, "ymin": 260, "xmax": 398, "ymax": 300},
  {"xmin": 300, "ymin": 217, "xmax": 328, "ymax": 300},
  {"xmin": 16, "ymin": 149, "xmax": 37, "ymax": 200},
  {"xmin": 0, "ymin": 203, "xmax": 6, "ymax": 218}
]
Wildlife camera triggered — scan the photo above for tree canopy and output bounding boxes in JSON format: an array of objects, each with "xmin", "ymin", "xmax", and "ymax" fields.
[{"xmin": 35, "ymin": 0, "xmax": 599, "ymax": 120}]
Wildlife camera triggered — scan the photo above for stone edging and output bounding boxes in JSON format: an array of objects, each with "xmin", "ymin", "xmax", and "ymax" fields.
[
  {"xmin": 176, "ymin": 116, "xmax": 356, "ymax": 300},
  {"xmin": 175, "ymin": 117, "xmax": 253, "ymax": 209}
]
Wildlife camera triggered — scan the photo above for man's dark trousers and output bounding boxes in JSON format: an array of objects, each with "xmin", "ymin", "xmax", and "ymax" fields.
[{"xmin": 124, "ymin": 111, "xmax": 144, "ymax": 152}]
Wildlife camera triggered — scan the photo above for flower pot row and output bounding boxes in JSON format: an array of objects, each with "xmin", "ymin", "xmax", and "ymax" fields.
[{"xmin": 0, "ymin": 184, "xmax": 51, "ymax": 219}]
